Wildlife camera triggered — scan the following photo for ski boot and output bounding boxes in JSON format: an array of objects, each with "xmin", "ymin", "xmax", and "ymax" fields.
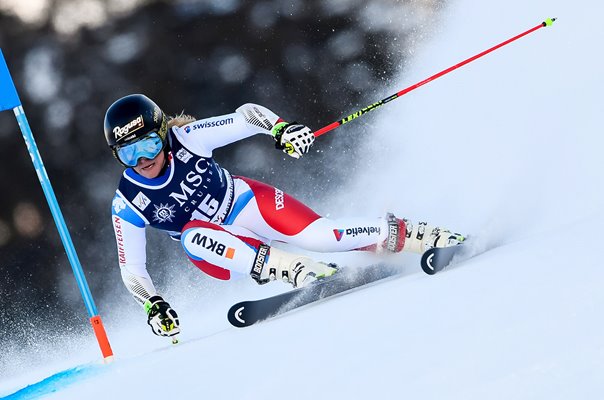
[
  {"xmin": 383, "ymin": 213, "xmax": 465, "ymax": 254},
  {"xmin": 251, "ymin": 245, "xmax": 338, "ymax": 288}
]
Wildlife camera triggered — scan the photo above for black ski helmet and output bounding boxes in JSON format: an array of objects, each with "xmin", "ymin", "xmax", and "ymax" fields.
[{"xmin": 103, "ymin": 94, "xmax": 168, "ymax": 165}]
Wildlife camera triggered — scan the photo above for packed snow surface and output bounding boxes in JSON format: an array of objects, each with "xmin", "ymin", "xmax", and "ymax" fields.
[{"xmin": 2, "ymin": 0, "xmax": 603, "ymax": 399}]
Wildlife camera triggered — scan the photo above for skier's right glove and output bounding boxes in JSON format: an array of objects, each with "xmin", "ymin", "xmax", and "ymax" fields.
[
  {"xmin": 144, "ymin": 295, "xmax": 180, "ymax": 337},
  {"xmin": 271, "ymin": 121, "xmax": 315, "ymax": 159}
]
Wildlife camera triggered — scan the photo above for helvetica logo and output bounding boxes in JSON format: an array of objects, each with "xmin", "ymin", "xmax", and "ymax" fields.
[{"xmin": 333, "ymin": 229, "xmax": 345, "ymax": 241}]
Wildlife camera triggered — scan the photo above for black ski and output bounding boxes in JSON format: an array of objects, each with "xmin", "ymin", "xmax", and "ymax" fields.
[
  {"xmin": 227, "ymin": 264, "xmax": 402, "ymax": 328},
  {"xmin": 420, "ymin": 245, "xmax": 465, "ymax": 275}
]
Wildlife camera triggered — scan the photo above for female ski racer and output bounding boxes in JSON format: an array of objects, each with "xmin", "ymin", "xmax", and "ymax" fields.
[{"xmin": 105, "ymin": 94, "xmax": 464, "ymax": 338}]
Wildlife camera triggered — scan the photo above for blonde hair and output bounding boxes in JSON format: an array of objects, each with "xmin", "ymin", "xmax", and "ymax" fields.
[{"xmin": 168, "ymin": 111, "xmax": 196, "ymax": 128}]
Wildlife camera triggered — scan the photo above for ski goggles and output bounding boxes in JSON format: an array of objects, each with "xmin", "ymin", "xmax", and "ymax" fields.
[{"xmin": 115, "ymin": 132, "xmax": 164, "ymax": 167}]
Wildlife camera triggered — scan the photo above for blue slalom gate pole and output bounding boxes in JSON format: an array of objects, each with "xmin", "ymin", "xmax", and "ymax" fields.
[{"xmin": 0, "ymin": 49, "xmax": 113, "ymax": 361}]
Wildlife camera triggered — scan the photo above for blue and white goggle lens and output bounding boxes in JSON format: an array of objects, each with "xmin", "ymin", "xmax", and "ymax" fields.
[{"xmin": 116, "ymin": 132, "xmax": 163, "ymax": 167}]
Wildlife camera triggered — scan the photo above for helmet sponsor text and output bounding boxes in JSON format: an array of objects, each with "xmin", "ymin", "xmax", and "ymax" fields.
[{"xmin": 114, "ymin": 115, "xmax": 144, "ymax": 139}]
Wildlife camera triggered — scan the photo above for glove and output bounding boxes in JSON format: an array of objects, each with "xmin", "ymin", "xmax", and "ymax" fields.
[
  {"xmin": 272, "ymin": 122, "xmax": 315, "ymax": 159},
  {"xmin": 144, "ymin": 295, "xmax": 180, "ymax": 337}
]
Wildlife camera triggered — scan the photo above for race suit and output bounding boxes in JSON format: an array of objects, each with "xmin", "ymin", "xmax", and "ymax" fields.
[{"xmin": 111, "ymin": 104, "xmax": 388, "ymax": 305}]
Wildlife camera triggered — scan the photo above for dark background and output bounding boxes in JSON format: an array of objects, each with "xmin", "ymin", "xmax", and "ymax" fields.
[{"xmin": 0, "ymin": 0, "xmax": 443, "ymax": 349}]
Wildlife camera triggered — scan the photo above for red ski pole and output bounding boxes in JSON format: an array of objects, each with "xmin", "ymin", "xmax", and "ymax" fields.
[{"xmin": 314, "ymin": 17, "xmax": 556, "ymax": 137}]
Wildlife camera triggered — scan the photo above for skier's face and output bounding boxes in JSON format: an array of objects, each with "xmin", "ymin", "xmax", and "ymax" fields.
[{"xmin": 133, "ymin": 150, "xmax": 166, "ymax": 179}]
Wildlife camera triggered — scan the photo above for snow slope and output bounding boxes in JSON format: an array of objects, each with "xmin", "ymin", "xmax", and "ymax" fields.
[{"xmin": 2, "ymin": 1, "xmax": 604, "ymax": 399}]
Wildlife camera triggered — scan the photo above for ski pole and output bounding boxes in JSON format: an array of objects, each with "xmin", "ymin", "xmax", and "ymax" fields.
[
  {"xmin": 314, "ymin": 17, "xmax": 556, "ymax": 137},
  {"xmin": 0, "ymin": 49, "xmax": 114, "ymax": 362}
]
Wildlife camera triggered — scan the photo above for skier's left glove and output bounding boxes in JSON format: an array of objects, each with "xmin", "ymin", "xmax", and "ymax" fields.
[
  {"xmin": 144, "ymin": 295, "xmax": 180, "ymax": 337},
  {"xmin": 272, "ymin": 122, "xmax": 315, "ymax": 159}
]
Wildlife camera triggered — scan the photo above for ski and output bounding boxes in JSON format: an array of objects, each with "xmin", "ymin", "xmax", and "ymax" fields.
[
  {"xmin": 420, "ymin": 245, "xmax": 465, "ymax": 275},
  {"xmin": 227, "ymin": 264, "xmax": 402, "ymax": 328}
]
